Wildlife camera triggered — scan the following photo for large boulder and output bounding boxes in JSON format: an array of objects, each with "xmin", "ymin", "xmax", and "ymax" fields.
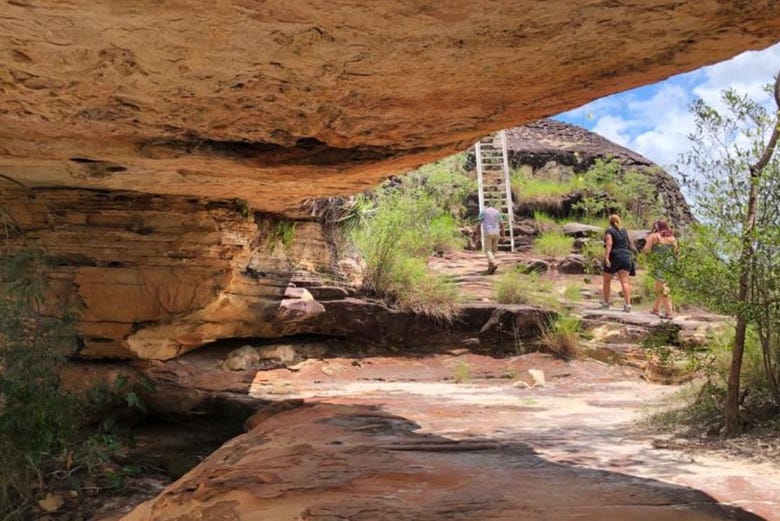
[{"xmin": 502, "ymin": 120, "xmax": 695, "ymax": 228}]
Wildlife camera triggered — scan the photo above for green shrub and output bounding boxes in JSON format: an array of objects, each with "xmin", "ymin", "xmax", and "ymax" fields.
[
  {"xmin": 579, "ymin": 240, "xmax": 605, "ymax": 274},
  {"xmin": 350, "ymin": 162, "xmax": 468, "ymax": 321},
  {"xmin": 429, "ymin": 213, "xmax": 465, "ymax": 254},
  {"xmin": 0, "ymin": 251, "xmax": 150, "ymax": 519},
  {"xmin": 648, "ymin": 327, "xmax": 778, "ymax": 435},
  {"xmin": 540, "ymin": 313, "xmax": 582, "ymax": 360},
  {"xmin": 267, "ymin": 220, "xmax": 297, "ymax": 253},
  {"xmin": 385, "ymin": 256, "xmax": 460, "ymax": 320},
  {"xmin": 533, "ymin": 232, "xmax": 574, "ymax": 258},
  {"xmin": 495, "ymin": 272, "xmax": 530, "ymax": 304},
  {"xmin": 0, "ymin": 251, "xmax": 82, "ymax": 517}
]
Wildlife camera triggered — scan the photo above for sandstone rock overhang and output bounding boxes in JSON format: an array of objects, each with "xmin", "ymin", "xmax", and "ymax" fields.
[{"xmin": 1, "ymin": 1, "xmax": 779, "ymax": 213}]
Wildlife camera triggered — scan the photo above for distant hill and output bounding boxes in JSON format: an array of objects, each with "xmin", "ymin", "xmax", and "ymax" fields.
[{"xmin": 469, "ymin": 119, "xmax": 694, "ymax": 228}]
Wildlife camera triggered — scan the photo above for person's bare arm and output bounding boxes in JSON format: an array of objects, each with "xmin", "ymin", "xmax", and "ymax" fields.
[
  {"xmin": 604, "ymin": 232, "xmax": 613, "ymax": 267},
  {"xmin": 642, "ymin": 232, "xmax": 657, "ymax": 254}
]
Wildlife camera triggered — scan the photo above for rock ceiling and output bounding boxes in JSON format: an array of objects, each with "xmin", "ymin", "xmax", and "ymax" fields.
[{"xmin": 1, "ymin": 1, "xmax": 779, "ymax": 213}]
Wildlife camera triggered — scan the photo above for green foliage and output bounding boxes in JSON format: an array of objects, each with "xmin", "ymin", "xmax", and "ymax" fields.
[
  {"xmin": 649, "ymin": 327, "xmax": 779, "ymax": 435},
  {"xmin": 452, "ymin": 361, "xmax": 472, "ymax": 383},
  {"xmin": 268, "ymin": 220, "xmax": 297, "ymax": 253},
  {"xmin": 350, "ymin": 159, "xmax": 470, "ymax": 320},
  {"xmin": 381, "ymin": 256, "xmax": 460, "ymax": 320},
  {"xmin": 0, "ymin": 251, "xmax": 152, "ymax": 519},
  {"xmin": 540, "ymin": 313, "xmax": 582, "ymax": 360},
  {"xmin": 666, "ymin": 80, "xmax": 780, "ymax": 431},
  {"xmin": 428, "ymin": 214, "xmax": 463, "ymax": 254},
  {"xmin": 579, "ymin": 240, "xmax": 605, "ymax": 274},
  {"xmin": 512, "ymin": 174, "xmax": 583, "ymax": 203},
  {"xmin": 495, "ymin": 272, "xmax": 530, "ymax": 304},
  {"xmin": 563, "ymin": 283, "xmax": 582, "ymax": 302},
  {"xmin": 513, "ymin": 158, "xmax": 660, "ymax": 227},
  {"xmin": 533, "ymin": 231, "xmax": 574, "ymax": 258},
  {"xmin": 615, "ymin": 169, "xmax": 663, "ymax": 226},
  {"xmin": 232, "ymin": 198, "xmax": 250, "ymax": 219},
  {"xmin": 0, "ymin": 251, "xmax": 80, "ymax": 518}
]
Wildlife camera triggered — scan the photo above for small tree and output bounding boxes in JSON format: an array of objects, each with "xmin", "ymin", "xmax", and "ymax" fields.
[{"xmin": 674, "ymin": 71, "xmax": 780, "ymax": 434}]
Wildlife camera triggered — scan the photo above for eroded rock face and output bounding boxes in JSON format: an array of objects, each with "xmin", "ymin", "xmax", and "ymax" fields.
[
  {"xmin": 1, "ymin": 187, "xmax": 553, "ymax": 359},
  {"xmin": 0, "ymin": 187, "xmax": 353, "ymax": 359},
  {"xmin": 1, "ymin": 2, "xmax": 779, "ymax": 212}
]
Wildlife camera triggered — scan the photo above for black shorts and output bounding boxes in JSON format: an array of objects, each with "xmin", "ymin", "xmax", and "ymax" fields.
[{"xmin": 603, "ymin": 251, "xmax": 632, "ymax": 274}]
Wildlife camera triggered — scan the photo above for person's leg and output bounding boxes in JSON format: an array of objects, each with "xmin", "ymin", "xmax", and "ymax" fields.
[
  {"xmin": 602, "ymin": 272, "xmax": 613, "ymax": 306},
  {"xmin": 617, "ymin": 270, "xmax": 631, "ymax": 311},
  {"xmin": 652, "ymin": 279, "xmax": 665, "ymax": 314},
  {"xmin": 483, "ymin": 234, "xmax": 494, "ymax": 264},
  {"xmin": 661, "ymin": 282, "xmax": 673, "ymax": 317},
  {"xmin": 485, "ymin": 234, "xmax": 498, "ymax": 272},
  {"xmin": 490, "ymin": 234, "xmax": 499, "ymax": 261}
]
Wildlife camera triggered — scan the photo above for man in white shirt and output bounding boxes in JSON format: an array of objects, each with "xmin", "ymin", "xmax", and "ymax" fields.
[{"xmin": 475, "ymin": 205, "xmax": 505, "ymax": 274}]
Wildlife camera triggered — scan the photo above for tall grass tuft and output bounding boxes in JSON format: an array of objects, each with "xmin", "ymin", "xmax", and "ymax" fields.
[
  {"xmin": 540, "ymin": 313, "xmax": 582, "ymax": 360},
  {"xmin": 495, "ymin": 272, "xmax": 530, "ymax": 304},
  {"xmin": 533, "ymin": 232, "xmax": 574, "ymax": 258}
]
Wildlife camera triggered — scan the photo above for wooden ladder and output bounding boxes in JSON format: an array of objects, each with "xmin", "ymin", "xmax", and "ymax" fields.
[{"xmin": 475, "ymin": 130, "xmax": 515, "ymax": 251}]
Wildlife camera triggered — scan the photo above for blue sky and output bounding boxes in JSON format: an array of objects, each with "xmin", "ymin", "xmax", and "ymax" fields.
[{"xmin": 555, "ymin": 41, "xmax": 780, "ymax": 171}]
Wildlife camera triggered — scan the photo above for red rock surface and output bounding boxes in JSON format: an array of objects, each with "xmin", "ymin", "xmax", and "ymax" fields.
[{"xmin": 116, "ymin": 353, "xmax": 779, "ymax": 520}]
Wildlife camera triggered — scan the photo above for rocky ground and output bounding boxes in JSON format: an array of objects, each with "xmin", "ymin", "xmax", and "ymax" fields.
[
  {"xmin": 64, "ymin": 249, "xmax": 778, "ymax": 521},
  {"xmin": 101, "ymin": 352, "xmax": 778, "ymax": 521}
]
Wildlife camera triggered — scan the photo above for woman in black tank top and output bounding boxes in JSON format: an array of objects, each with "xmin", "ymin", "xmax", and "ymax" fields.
[{"xmin": 601, "ymin": 214, "xmax": 633, "ymax": 312}]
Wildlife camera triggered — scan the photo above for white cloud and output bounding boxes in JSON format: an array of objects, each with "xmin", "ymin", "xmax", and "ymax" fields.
[
  {"xmin": 591, "ymin": 114, "xmax": 631, "ymax": 146},
  {"xmin": 556, "ymin": 41, "xmax": 780, "ymax": 171}
]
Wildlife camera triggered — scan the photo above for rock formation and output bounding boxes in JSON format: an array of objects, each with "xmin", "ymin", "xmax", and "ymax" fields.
[
  {"xmin": 502, "ymin": 119, "xmax": 695, "ymax": 227},
  {"xmin": 1, "ymin": 2, "xmax": 779, "ymax": 213}
]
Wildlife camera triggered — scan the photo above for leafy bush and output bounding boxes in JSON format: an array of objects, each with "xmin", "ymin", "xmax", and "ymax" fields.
[
  {"xmin": 513, "ymin": 157, "xmax": 661, "ymax": 228},
  {"xmin": 350, "ymin": 159, "xmax": 470, "ymax": 320},
  {"xmin": 649, "ymin": 327, "xmax": 779, "ymax": 435},
  {"xmin": 495, "ymin": 272, "xmax": 530, "ymax": 304},
  {"xmin": 0, "ymin": 251, "xmax": 81, "ymax": 517},
  {"xmin": 0, "ymin": 251, "xmax": 150, "ymax": 519},
  {"xmin": 540, "ymin": 313, "xmax": 582, "ymax": 360},
  {"xmin": 579, "ymin": 240, "xmax": 605, "ymax": 274},
  {"xmin": 533, "ymin": 232, "xmax": 574, "ymax": 258}
]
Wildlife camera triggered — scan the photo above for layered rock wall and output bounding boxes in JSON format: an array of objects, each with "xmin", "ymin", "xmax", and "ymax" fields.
[{"xmin": 0, "ymin": 188, "xmax": 353, "ymax": 359}]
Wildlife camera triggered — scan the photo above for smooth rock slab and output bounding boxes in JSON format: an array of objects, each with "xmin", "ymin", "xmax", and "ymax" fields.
[{"xmin": 119, "ymin": 401, "xmax": 764, "ymax": 521}]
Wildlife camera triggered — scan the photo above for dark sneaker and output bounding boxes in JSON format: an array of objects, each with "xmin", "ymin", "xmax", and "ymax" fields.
[{"xmin": 623, "ymin": 304, "xmax": 632, "ymax": 313}]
